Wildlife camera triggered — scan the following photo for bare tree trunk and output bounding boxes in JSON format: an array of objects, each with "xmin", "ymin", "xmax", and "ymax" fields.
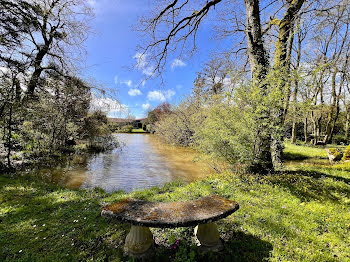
[
  {"xmin": 323, "ymin": 69, "xmax": 337, "ymax": 143},
  {"xmin": 244, "ymin": 0, "xmax": 269, "ymax": 79},
  {"xmin": 324, "ymin": 56, "xmax": 347, "ymax": 143},
  {"xmin": 328, "ymin": 82, "xmax": 342, "ymax": 143},
  {"xmin": 27, "ymin": 46, "xmax": 49, "ymax": 95},
  {"xmin": 309, "ymin": 68, "xmax": 326, "ymax": 145},
  {"xmin": 345, "ymin": 106, "xmax": 350, "ymax": 141},
  {"xmin": 311, "ymin": 110, "xmax": 320, "ymax": 144},
  {"xmin": 6, "ymin": 103, "xmax": 13, "ymax": 169},
  {"xmin": 291, "ymin": 121, "xmax": 297, "ymax": 143},
  {"xmin": 291, "ymin": 23, "xmax": 303, "ymax": 143},
  {"xmin": 283, "ymin": 26, "xmax": 295, "ymax": 122},
  {"xmin": 6, "ymin": 78, "xmax": 16, "ymax": 169},
  {"xmin": 304, "ymin": 116, "xmax": 309, "ymax": 143}
]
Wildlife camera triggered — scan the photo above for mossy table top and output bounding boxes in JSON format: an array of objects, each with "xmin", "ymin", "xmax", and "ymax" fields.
[{"xmin": 101, "ymin": 195, "xmax": 239, "ymax": 228}]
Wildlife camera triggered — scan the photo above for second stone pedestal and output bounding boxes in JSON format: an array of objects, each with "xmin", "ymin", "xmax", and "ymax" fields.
[
  {"xmin": 194, "ymin": 222, "xmax": 223, "ymax": 251},
  {"xmin": 124, "ymin": 226, "xmax": 154, "ymax": 256}
]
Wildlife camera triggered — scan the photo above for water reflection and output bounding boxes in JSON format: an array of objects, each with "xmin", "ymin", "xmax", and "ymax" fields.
[{"xmin": 39, "ymin": 134, "xmax": 210, "ymax": 193}]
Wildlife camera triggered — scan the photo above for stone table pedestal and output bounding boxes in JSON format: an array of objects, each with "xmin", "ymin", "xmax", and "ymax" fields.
[
  {"xmin": 124, "ymin": 226, "xmax": 154, "ymax": 255},
  {"xmin": 194, "ymin": 222, "xmax": 223, "ymax": 251}
]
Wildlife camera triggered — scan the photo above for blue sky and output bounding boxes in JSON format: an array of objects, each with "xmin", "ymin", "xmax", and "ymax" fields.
[{"xmin": 84, "ymin": 0, "xmax": 222, "ymax": 118}]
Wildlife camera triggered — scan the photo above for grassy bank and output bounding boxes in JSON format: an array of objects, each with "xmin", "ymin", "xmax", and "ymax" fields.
[
  {"xmin": 131, "ymin": 129, "xmax": 147, "ymax": 133},
  {"xmin": 1, "ymin": 144, "xmax": 350, "ymax": 261},
  {"xmin": 115, "ymin": 128, "xmax": 148, "ymax": 134}
]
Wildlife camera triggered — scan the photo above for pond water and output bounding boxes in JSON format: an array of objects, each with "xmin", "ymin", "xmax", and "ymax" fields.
[{"xmin": 35, "ymin": 134, "xmax": 211, "ymax": 193}]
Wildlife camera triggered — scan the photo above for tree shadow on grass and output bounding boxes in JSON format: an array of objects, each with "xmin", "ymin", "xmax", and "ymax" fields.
[
  {"xmin": 266, "ymin": 169, "xmax": 350, "ymax": 203},
  {"xmin": 0, "ymin": 178, "xmax": 129, "ymax": 261},
  {"xmin": 151, "ymin": 227, "xmax": 272, "ymax": 262},
  {"xmin": 220, "ymin": 231, "xmax": 273, "ymax": 262},
  {"xmin": 283, "ymin": 151, "xmax": 310, "ymax": 160}
]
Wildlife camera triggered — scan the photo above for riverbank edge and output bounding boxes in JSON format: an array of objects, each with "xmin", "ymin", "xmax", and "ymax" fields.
[
  {"xmin": 0, "ymin": 135, "xmax": 121, "ymax": 173},
  {"xmin": 114, "ymin": 128, "xmax": 149, "ymax": 134},
  {"xmin": 1, "ymin": 156, "xmax": 349, "ymax": 261}
]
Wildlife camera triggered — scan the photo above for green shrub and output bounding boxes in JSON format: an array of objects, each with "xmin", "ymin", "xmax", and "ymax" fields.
[
  {"xmin": 155, "ymin": 99, "xmax": 203, "ymax": 146},
  {"xmin": 120, "ymin": 125, "xmax": 133, "ymax": 133},
  {"xmin": 194, "ymin": 95, "xmax": 256, "ymax": 165},
  {"xmin": 327, "ymin": 148, "xmax": 343, "ymax": 161},
  {"xmin": 89, "ymin": 136, "xmax": 119, "ymax": 152},
  {"xmin": 153, "ymin": 69, "xmax": 287, "ymax": 170},
  {"xmin": 332, "ymin": 134, "xmax": 348, "ymax": 145},
  {"xmin": 342, "ymin": 145, "xmax": 350, "ymax": 161},
  {"xmin": 73, "ymin": 143, "xmax": 89, "ymax": 153},
  {"xmin": 109, "ymin": 122, "xmax": 121, "ymax": 132}
]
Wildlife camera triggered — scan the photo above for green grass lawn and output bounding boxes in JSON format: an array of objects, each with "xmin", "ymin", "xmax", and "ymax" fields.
[
  {"xmin": 284, "ymin": 143, "xmax": 329, "ymax": 160},
  {"xmin": 1, "ymin": 144, "xmax": 350, "ymax": 261},
  {"xmin": 131, "ymin": 128, "xmax": 147, "ymax": 133}
]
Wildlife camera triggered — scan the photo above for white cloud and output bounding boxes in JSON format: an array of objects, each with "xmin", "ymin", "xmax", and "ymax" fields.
[
  {"xmin": 128, "ymin": 88, "xmax": 142, "ymax": 96},
  {"xmin": 171, "ymin": 59, "xmax": 186, "ymax": 69},
  {"xmin": 90, "ymin": 96, "xmax": 129, "ymax": 116},
  {"xmin": 108, "ymin": 104, "xmax": 130, "ymax": 117},
  {"xmin": 142, "ymin": 65, "xmax": 154, "ymax": 76},
  {"xmin": 134, "ymin": 52, "xmax": 154, "ymax": 76},
  {"xmin": 0, "ymin": 67, "xmax": 27, "ymax": 91},
  {"xmin": 86, "ymin": 0, "xmax": 121, "ymax": 16},
  {"xmin": 142, "ymin": 103, "xmax": 151, "ymax": 110},
  {"xmin": 120, "ymin": 80, "xmax": 132, "ymax": 87},
  {"xmin": 147, "ymin": 90, "xmax": 165, "ymax": 102},
  {"xmin": 222, "ymin": 77, "xmax": 232, "ymax": 88},
  {"xmin": 209, "ymin": 76, "xmax": 233, "ymax": 91},
  {"xmin": 164, "ymin": 89, "xmax": 175, "ymax": 99},
  {"xmin": 114, "ymin": 75, "xmax": 118, "ymax": 85},
  {"xmin": 147, "ymin": 89, "xmax": 176, "ymax": 102},
  {"xmin": 176, "ymin": 84, "xmax": 183, "ymax": 89},
  {"xmin": 134, "ymin": 52, "xmax": 146, "ymax": 70},
  {"xmin": 87, "ymin": 0, "xmax": 96, "ymax": 6}
]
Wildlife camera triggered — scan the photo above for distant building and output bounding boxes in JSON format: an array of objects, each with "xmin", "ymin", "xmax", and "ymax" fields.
[{"xmin": 108, "ymin": 118, "xmax": 146, "ymax": 129}]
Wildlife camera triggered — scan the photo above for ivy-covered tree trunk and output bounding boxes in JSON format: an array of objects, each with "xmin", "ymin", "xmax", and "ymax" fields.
[
  {"xmin": 271, "ymin": 0, "xmax": 304, "ymax": 167},
  {"xmin": 244, "ymin": 0, "xmax": 273, "ymax": 172},
  {"xmin": 244, "ymin": 0, "xmax": 304, "ymax": 171}
]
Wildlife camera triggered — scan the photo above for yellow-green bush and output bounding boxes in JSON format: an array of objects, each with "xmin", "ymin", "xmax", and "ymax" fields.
[
  {"xmin": 341, "ymin": 145, "xmax": 350, "ymax": 161},
  {"xmin": 328, "ymin": 148, "xmax": 343, "ymax": 161},
  {"xmin": 120, "ymin": 125, "xmax": 133, "ymax": 133},
  {"xmin": 155, "ymin": 99, "xmax": 203, "ymax": 146}
]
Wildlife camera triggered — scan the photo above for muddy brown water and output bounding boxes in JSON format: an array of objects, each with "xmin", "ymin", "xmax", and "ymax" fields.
[{"xmin": 35, "ymin": 134, "xmax": 211, "ymax": 193}]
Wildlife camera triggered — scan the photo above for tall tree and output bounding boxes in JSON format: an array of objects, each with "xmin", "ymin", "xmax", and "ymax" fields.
[
  {"xmin": 138, "ymin": 0, "xmax": 307, "ymax": 171},
  {"xmin": 0, "ymin": 0, "xmax": 92, "ymax": 97},
  {"xmin": 270, "ymin": 0, "xmax": 305, "ymax": 166}
]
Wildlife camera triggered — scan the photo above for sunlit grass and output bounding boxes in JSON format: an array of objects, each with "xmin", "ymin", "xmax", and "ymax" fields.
[
  {"xmin": 0, "ymin": 176, "xmax": 128, "ymax": 261},
  {"xmin": 131, "ymin": 128, "xmax": 147, "ymax": 133},
  {"xmin": 1, "ymin": 143, "xmax": 350, "ymax": 261},
  {"xmin": 333, "ymin": 161, "xmax": 350, "ymax": 171},
  {"xmin": 284, "ymin": 142, "xmax": 329, "ymax": 160}
]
